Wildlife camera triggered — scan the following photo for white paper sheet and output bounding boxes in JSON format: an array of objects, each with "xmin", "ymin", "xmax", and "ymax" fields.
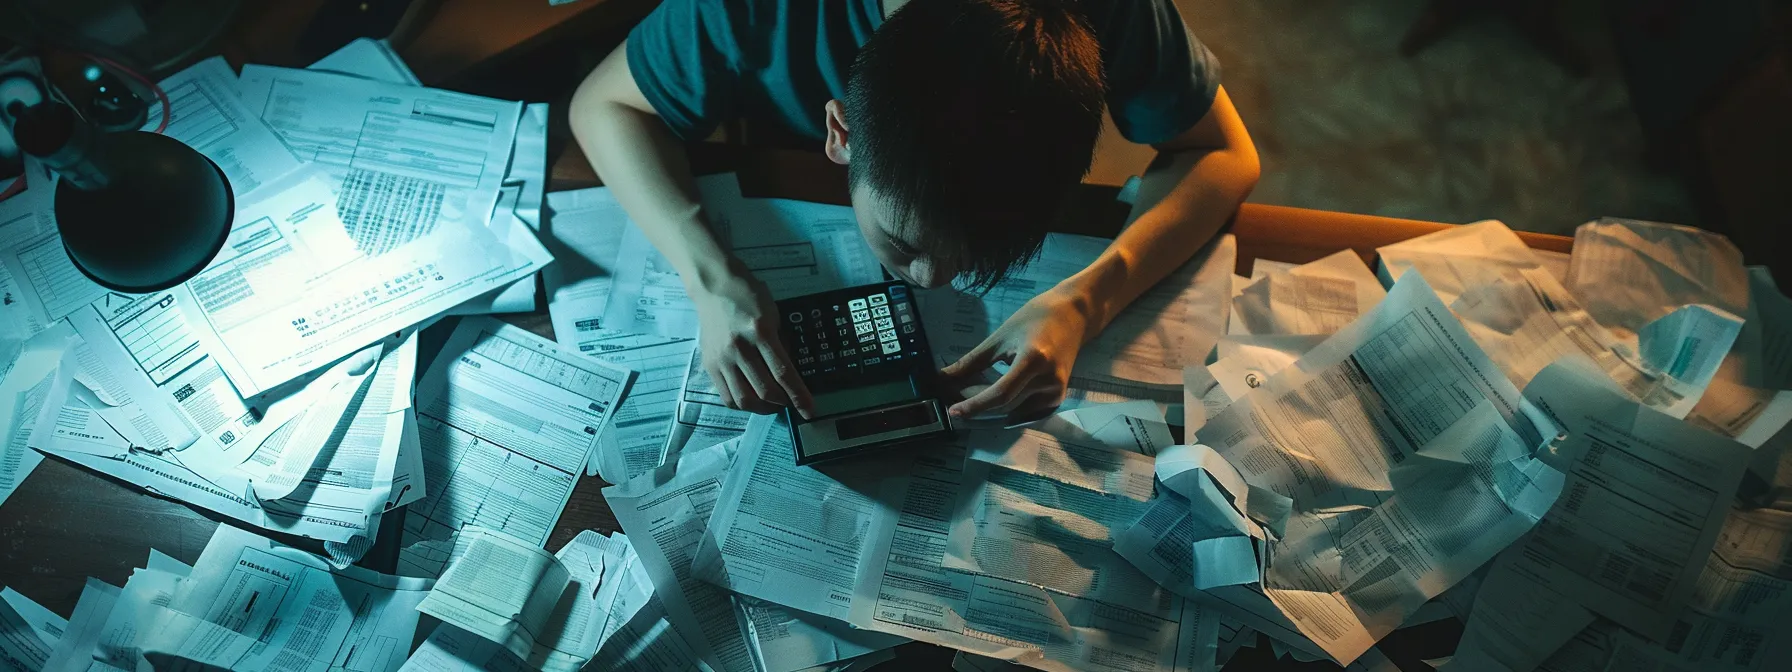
[
  {"xmin": 308, "ymin": 37, "xmax": 421, "ymax": 85},
  {"xmin": 1195, "ymin": 271, "xmax": 1566, "ymax": 664},
  {"xmin": 0, "ymin": 587, "xmax": 54, "ymax": 672},
  {"xmin": 603, "ymin": 440, "xmax": 757, "ymax": 672},
  {"xmin": 135, "ymin": 525, "xmax": 430, "ymax": 671},
  {"xmin": 399, "ymin": 317, "xmax": 632, "ymax": 577},
  {"xmin": 692, "ymin": 414, "xmax": 901, "ymax": 624},
  {"xmin": 38, "ymin": 578, "xmax": 118, "ymax": 672},
  {"xmin": 541, "ymin": 185, "xmax": 643, "ymax": 351},
  {"xmin": 578, "ymin": 332, "xmax": 696, "ymax": 482},
  {"xmin": 415, "ymin": 528, "xmax": 573, "ymax": 667},
  {"xmin": 1378, "ymin": 220, "xmax": 1741, "ymax": 418},
  {"xmin": 1233, "ymin": 249, "xmax": 1385, "ymax": 336},
  {"xmin": 174, "ymin": 162, "xmax": 543, "ymax": 396},
  {"xmin": 1499, "ymin": 359, "xmax": 1753, "ymax": 640},
  {"xmin": 920, "ymin": 234, "xmax": 1234, "ymax": 399},
  {"xmin": 847, "ymin": 441, "xmax": 1224, "ymax": 671},
  {"xmin": 36, "ymin": 330, "xmax": 417, "ymax": 552},
  {"xmin": 1565, "ymin": 217, "xmax": 1750, "ymax": 341},
  {"xmin": 0, "ymin": 323, "xmax": 70, "ymax": 507}
]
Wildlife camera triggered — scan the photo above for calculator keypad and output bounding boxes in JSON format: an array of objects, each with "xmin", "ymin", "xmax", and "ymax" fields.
[{"xmin": 784, "ymin": 283, "xmax": 925, "ymax": 383}]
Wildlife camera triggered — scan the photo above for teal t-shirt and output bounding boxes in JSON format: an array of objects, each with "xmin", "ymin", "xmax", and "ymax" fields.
[{"xmin": 626, "ymin": 0, "xmax": 1221, "ymax": 145}]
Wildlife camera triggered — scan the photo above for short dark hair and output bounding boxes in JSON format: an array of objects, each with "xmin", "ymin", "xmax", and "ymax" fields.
[{"xmin": 845, "ymin": 0, "xmax": 1105, "ymax": 290}]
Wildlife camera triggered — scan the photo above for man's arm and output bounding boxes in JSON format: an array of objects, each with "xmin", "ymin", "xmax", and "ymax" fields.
[
  {"xmin": 569, "ymin": 42, "xmax": 814, "ymax": 417},
  {"xmin": 944, "ymin": 86, "xmax": 1259, "ymax": 418},
  {"xmin": 1066, "ymin": 86, "xmax": 1259, "ymax": 341}
]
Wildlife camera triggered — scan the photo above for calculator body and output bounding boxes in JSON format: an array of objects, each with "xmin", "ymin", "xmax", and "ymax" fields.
[{"xmin": 777, "ymin": 281, "xmax": 953, "ymax": 465}]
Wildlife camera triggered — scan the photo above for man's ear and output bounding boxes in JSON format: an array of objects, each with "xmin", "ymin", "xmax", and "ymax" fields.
[{"xmin": 824, "ymin": 100, "xmax": 850, "ymax": 165}]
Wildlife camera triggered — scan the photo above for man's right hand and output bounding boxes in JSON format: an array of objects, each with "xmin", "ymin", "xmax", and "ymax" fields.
[{"xmin": 692, "ymin": 274, "xmax": 815, "ymax": 418}]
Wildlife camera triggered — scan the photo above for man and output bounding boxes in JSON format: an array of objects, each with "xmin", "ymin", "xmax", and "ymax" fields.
[{"xmin": 570, "ymin": 0, "xmax": 1258, "ymax": 422}]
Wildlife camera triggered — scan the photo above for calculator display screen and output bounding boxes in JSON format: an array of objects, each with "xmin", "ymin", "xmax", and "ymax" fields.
[{"xmin": 835, "ymin": 402, "xmax": 940, "ymax": 441}]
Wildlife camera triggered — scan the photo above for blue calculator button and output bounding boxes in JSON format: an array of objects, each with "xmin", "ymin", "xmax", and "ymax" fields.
[{"xmin": 888, "ymin": 285, "xmax": 907, "ymax": 297}]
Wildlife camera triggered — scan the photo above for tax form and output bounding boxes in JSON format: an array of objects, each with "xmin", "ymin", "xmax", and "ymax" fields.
[
  {"xmin": 175, "ymin": 164, "xmax": 546, "ymax": 397},
  {"xmin": 1378, "ymin": 220, "xmax": 1741, "ymax": 418},
  {"xmin": 1602, "ymin": 507, "xmax": 1792, "ymax": 671},
  {"xmin": 301, "ymin": 39, "xmax": 551, "ymax": 317},
  {"xmin": 602, "ymin": 440, "xmax": 756, "ymax": 672},
  {"xmin": 847, "ymin": 439, "xmax": 1223, "ymax": 671},
  {"xmin": 666, "ymin": 347, "xmax": 756, "ymax": 455},
  {"xmin": 1233, "ymin": 250, "xmax": 1385, "ymax": 336},
  {"xmin": 1565, "ymin": 217, "xmax": 1751, "ymax": 341},
  {"xmin": 578, "ymin": 331, "xmax": 695, "ymax": 482},
  {"xmin": 136, "ymin": 525, "xmax": 432, "ymax": 672},
  {"xmin": 920, "ymin": 233, "xmax": 1234, "ymax": 399},
  {"xmin": 1491, "ymin": 359, "xmax": 1753, "ymax": 640},
  {"xmin": 415, "ymin": 529, "xmax": 574, "ymax": 669},
  {"xmin": 0, "ymin": 587, "xmax": 54, "ymax": 672},
  {"xmin": 692, "ymin": 415, "xmax": 903, "ymax": 624},
  {"xmin": 0, "ymin": 323, "xmax": 70, "ymax": 507},
  {"xmin": 0, "ymin": 165, "xmax": 107, "ymax": 325},
  {"xmin": 37, "ymin": 330, "xmax": 418, "ymax": 554},
  {"xmin": 1, "ymin": 587, "xmax": 64, "ymax": 652},
  {"xmin": 1195, "ymin": 272, "xmax": 1566, "ymax": 665},
  {"xmin": 237, "ymin": 64, "xmax": 520, "ymax": 240},
  {"xmin": 542, "ymin": 186, "xmax": 631, "ymax": 349},
  {"xmin": 399, "ymin": 317, "xmax": 632, "ymax": 577}
]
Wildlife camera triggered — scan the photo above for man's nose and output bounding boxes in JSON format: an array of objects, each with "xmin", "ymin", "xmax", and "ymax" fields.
[{"xmin": 908, "ymin": 258, "xmax": 948, "ymax": 289}]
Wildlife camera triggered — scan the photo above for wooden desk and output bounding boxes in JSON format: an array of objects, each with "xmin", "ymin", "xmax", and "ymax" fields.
[{"xmin": 0, "ymin": 145, "xmax": 1571, "ymax": 671}]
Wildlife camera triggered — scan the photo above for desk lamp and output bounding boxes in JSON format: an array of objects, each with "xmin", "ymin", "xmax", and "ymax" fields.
[{"xmin": 9, "ymin": 99, "xmax": 231, "ymax": 293}]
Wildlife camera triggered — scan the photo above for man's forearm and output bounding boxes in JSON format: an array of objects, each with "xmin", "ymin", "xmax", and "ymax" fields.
[
  {"xmin": 1060, "ymin": 144, "xmax": 1260, "ymax": 336},
  {"xmin": 569, "ymin": 65, "xmax": 738, "ymax": 295}
]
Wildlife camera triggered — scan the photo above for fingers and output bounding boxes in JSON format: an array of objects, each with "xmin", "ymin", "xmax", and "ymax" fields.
[
  {"xmin": 721, "ymin": 365, "xmax": 780, "ymax": 414},
  {"xmin": 757, "ymin": 341, "xmax": 814, "ymax": 419},
  {"xmin": 940, "ymin": 337, "xmax": 1004, "ymax": 381},
  {"xmin": 950, "ymin": 352, "xmax": 1054, "ymax": 418},
  {"xmin": 734, "ymin": 346, "xmax": 791, "ymax": 411},
  {"xmin": 705, "ymin": 362, "xmax": 737, "ymax": 410}
]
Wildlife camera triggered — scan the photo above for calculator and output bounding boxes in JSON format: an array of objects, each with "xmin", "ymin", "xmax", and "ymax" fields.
[{"xmin": 777, "ymin": 281, "xmax": 953, "ymax": 465}]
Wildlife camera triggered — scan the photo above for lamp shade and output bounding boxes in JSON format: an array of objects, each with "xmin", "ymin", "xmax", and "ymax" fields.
[{"xmin": 13, "ymin": 102, "xmax": 232, "ymax": 293}]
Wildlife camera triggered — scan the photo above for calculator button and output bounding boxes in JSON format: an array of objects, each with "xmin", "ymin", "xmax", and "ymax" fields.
[
  {"xmin": 835, "ymin": 317, "xmax": 848, "ymax": 327},
  {"xmin": 865, "ymin": 356, "xmax": 882, "ymax": 365},
  {"xmin": 881, "ymin": 340, "xmax": 901, "ymax": 355},
  {"xmin": 875, "ymin": 317, "xmax": 894, "ymax": 331},
  {"xmin": 820, "ymin": 341, "xmax": 830, "ymax": 350},
  {"xmin": 799, "ymin": 347, "xmax": 810, "ymax": 356},
  {"xmin": 868, "ymin": 294, "xmax": 887, "ymax": 306},
  {"xmin": 893, "ymin": 301, "xmax": 909, "ymax": 312},
  {"xmin": 788, "ymin": 312, "xmax": 803, "ymax": 323},
  {"xmin": 888, "ymin": 285, "xmax": 907, "ymax": 297},
  {"xmin": 859, "ymin": 332, "xmax": 877, "ymax": 343},
  {"xmin": 902, "ymin": 323, "xmax": 916, "ymax": 334},
  {"xmin": 878, "ymin": 329, "xmax": 897, "ymax": 342},
  {"xmin": 898, "ymin": 313, "xmax": 913, "ymax": 324},
  {"xmin": 848, "ymin": 299, "xmax": 868, "ymax": 311},
  {"xmin": 854, "ymin": 322, "xmax": 874, "ymax": 335},
  {"xmin": 820, "ymin": 352, "xmax": 834, "ymax": 362},
  {"xmin": 872, "ymin": 305, "xmax": 890, "ymax": 318},
  {"xmin": 851, "ymin": 310, "xmax": 870, "ymax": 322}
]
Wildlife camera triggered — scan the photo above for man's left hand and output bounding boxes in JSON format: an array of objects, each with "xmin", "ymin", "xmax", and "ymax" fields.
[{"xmin": 939, "ymin": 289, "xmax": 1096, "ymax": 422}]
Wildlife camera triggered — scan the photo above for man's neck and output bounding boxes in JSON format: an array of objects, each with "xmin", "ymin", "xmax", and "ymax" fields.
[{"xmin": 883, "ymin": 0, "xmax": 909, "ymax": 20}]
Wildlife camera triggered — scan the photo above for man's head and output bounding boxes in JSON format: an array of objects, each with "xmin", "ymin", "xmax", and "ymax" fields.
[{"xmin": 824, "ymin": 0, "xmax": 1105, "ymax": 290}]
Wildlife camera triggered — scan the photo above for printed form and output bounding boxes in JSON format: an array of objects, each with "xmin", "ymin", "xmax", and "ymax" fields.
[
  {"xmin": 846, "ymin": 440, "xmax": 1222, "ymax": 672},
  {"xmin": 136, "ymin": 525, "xmax": 432, "ymax": 672},
  {"xmin": 602, "ymin": 441, "xmax": 757, "ymax": 672},
  {"xmin": 176, "ymin": 165, "xmax": 547, "ymax": 397},
  {"xmin": 1194, "ymin": 272, "xmax": 1566, "ymax": 665},
  {"xmin": 576, "ymin": 331, "xmax": 696, "ymax": 483},
  {"xmin": 1489, "ymin": 360, "xmax": 1754, "ymax": 640},
  {"xmin": 399, "ymin": 317, "xmax": 631, "ymax": 577},
  {"xmin": 37, "ymin": 330, "xmax": 419, "ymax": 554}
]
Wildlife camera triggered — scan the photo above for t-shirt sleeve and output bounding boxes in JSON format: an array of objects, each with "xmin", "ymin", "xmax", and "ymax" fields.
[
  {"xmin": 1099, "ymin": 1, "xmax": 1222, "ymax": 145},
  {"xmin": 625, "ymin": 0, "xmax": 742, "ymax": 141}
]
